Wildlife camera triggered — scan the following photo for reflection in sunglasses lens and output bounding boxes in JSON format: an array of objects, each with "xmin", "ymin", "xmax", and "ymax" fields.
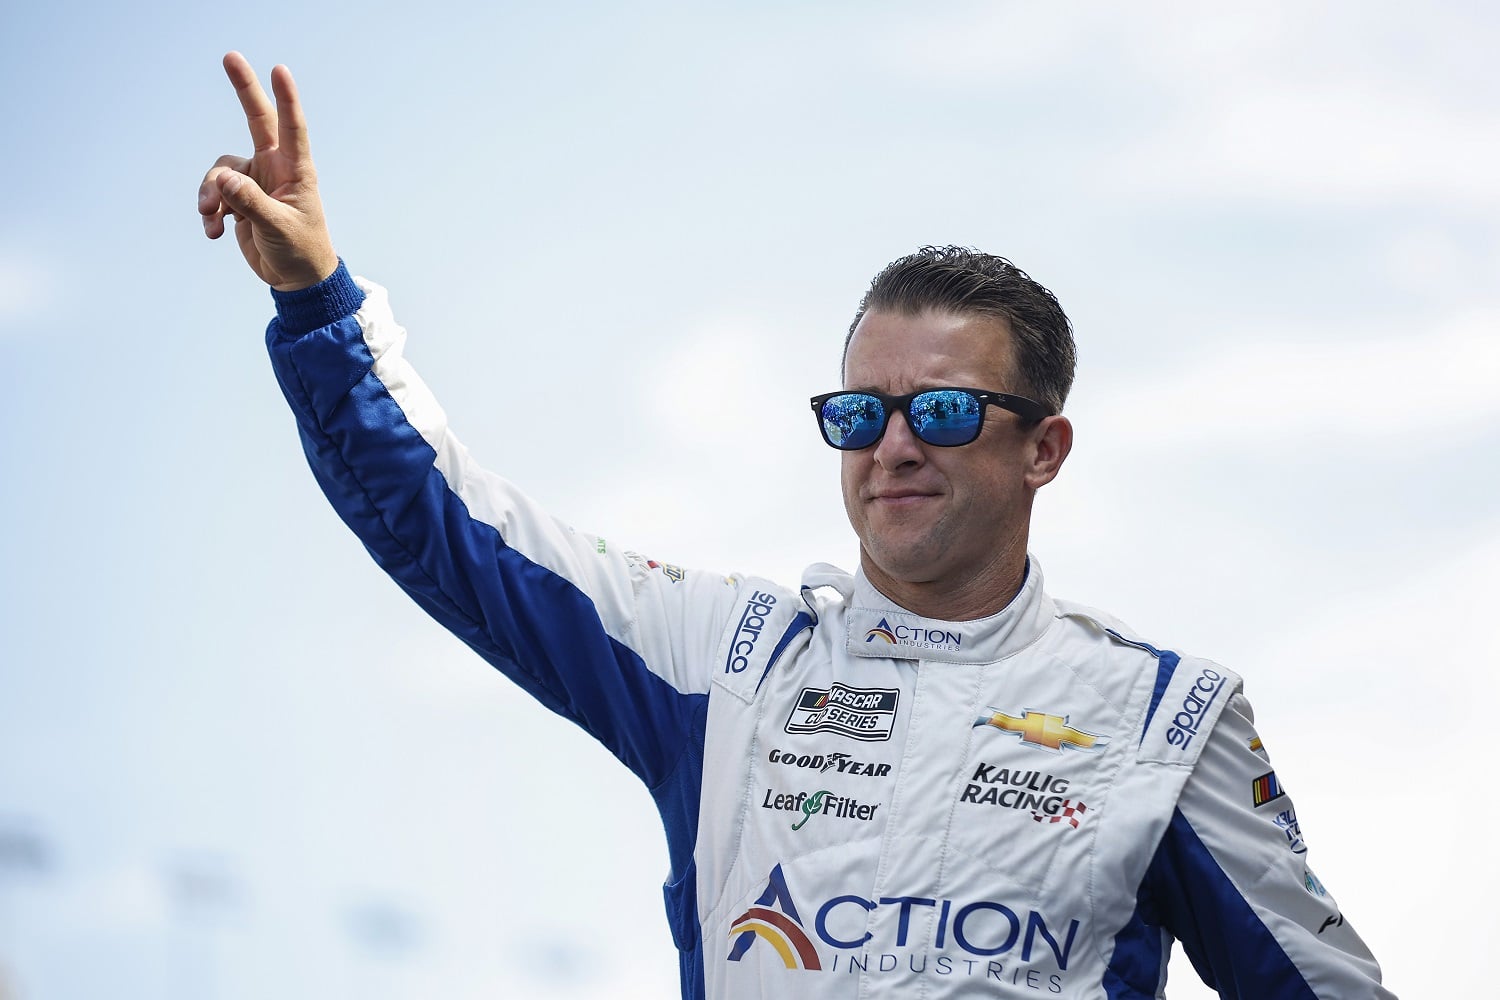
[
  {"xmin": 822, "ymin": 394, "xmax": 885, "ymax": 449},
  {"xmin": 820, "ymin": 389, "xmax": 987, "ymax": 449},
  {"xmin": 911, "ymin": 390, "xmax": 982, "ymax": 446}
]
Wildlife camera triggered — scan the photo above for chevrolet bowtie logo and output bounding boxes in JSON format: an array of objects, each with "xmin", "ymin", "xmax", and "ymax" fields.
[{"xmin": 973, "ymin": 709, "xmax": 1109, "ymax": 754}]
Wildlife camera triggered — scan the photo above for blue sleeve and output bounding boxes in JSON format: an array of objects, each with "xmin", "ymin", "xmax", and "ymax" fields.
[{"xmin": 264, "ymin": 266, "xmax": 724, "ymax": 790}]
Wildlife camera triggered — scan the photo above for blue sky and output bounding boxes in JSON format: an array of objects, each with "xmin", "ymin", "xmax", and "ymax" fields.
[{"xmin": 2, "ymin": 2, "xmax": 1496, "ymax": 996}]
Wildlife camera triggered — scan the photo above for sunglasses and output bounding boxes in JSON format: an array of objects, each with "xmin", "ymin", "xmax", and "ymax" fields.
[{"xmin": 810, "ymin": 387, "xmax": 1052, "ymax": 450}]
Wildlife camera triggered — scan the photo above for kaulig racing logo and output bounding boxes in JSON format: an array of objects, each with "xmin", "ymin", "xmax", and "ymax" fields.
[{"xmin": 726, "ymin": 864, "xmax": 1079, "ymax": 987}]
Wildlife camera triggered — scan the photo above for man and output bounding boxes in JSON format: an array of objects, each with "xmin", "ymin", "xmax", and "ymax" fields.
[{"xmin": 199, "ymin": 52, "xmax": 1392, "ymax": 999}]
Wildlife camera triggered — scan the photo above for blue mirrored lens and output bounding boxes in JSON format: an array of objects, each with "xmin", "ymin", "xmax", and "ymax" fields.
[
  {"xmin": 821, "ymin": 394, "xmax": 886, "ymax": 449},
  {"xmin": 909, "ymin": 390, "xmax": 982, "ymax": 445}
]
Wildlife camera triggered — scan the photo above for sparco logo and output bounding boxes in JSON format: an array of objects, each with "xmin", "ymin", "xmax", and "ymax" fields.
[
  {"xmin": 767, "ymin": 748, "xmax": 892, "ymax": 778},
  {"xmin": 865, "ymin": 617, "xmax": 962, "ymax": 652},
  {"xmin": 785, "ymin": 684, "xmax": 900, "ymax": 742},
  {"xmin": 725, "ymin": 590, "xmax": 779, "ymax": 674},
  {"xmin": 1165, "ymin": 666, "xmax": 1228, "ymax": 750},
  {"xmin": 727, "ymin": 863, "xmax": 1079, "ymax": 988}
]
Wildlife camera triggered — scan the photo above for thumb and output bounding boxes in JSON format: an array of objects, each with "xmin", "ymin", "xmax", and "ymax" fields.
[{"xmin": 216, "ymin": 169, "xmax": 282, "ymax": 227}]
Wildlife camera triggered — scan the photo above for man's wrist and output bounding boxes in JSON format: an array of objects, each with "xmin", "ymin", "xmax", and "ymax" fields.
[
  {"xmin": 271, "ymin": 251, "xmax": 341, "ymax": 294},
  {"xmin": 271, "ymin": 260, "xmax": 366, "ymax": 338}
]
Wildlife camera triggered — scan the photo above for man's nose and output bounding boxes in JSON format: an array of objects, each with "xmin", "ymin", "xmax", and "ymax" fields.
[{"xmin": 872, "ymin": 409, "xmax": 926, "ymax": 470}]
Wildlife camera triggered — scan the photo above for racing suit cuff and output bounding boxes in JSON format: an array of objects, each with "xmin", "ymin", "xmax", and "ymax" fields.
[{"xmin": 270, "ymin": 260, "xmax": 365, "ymax": 338}]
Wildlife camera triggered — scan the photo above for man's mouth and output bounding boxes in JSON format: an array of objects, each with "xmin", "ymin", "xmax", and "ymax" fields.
[{"xmin": 870, "ymin": 489, "xmax": 939, "ymax": 505}]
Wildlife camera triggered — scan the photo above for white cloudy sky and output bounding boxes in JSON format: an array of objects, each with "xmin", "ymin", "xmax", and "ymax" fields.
[{"xmin": 1, "ymin": 1, "xmax": 1496, "ymax": 997}]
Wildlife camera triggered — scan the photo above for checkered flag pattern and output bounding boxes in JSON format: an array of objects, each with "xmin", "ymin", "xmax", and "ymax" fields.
[{"xmin": 1033, "ymin": 799, "xmax": 1088, "ymax": 828}]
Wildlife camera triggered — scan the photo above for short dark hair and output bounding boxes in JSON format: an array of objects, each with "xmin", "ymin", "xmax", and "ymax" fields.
[{"xmin": 845, "ymin": 246, "xmax": 1077, "ymax": 415}]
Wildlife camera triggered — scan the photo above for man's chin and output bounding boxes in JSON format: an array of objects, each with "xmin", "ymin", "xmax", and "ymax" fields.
[{"xmin": 861, "ymin": 543, "xmax": 948, "ymax": 589}]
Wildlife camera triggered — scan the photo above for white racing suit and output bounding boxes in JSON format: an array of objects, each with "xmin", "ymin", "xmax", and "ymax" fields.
[{"xmin": 265, "ymin": 264, "xmax": 1392, "ymax": 999}]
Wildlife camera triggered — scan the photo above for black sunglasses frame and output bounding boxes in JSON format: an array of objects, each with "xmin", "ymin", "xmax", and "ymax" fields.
[{"xmin": 809, "ymin": 386, "xmax": 1054, "ymax": 451}]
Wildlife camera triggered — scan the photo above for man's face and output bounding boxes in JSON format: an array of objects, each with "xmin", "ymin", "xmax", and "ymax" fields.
[{"xmin": 839, "ymin": 308, "xmax": 1053, "ymax": 609}]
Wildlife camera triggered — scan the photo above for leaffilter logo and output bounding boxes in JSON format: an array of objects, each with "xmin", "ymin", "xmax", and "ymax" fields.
[{"xmin": 792, "ymin": 790, "xmax": 829, "ymax": 831}]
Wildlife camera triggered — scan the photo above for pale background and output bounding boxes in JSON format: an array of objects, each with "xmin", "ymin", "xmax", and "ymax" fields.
[{"xmin": 2, "ymin": 1, "xmax": 1494, "ymax": 997}]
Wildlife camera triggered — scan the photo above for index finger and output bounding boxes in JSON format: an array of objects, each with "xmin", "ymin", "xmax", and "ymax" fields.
[{"xmin": 223, "ymin": 51, "xmax": 277, "ymax": 154}]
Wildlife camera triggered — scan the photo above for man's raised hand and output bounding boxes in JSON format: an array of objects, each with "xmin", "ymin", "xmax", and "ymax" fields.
[{"xmin": 198, "ymin": 52, "xmax": 339, "ymax": 291}]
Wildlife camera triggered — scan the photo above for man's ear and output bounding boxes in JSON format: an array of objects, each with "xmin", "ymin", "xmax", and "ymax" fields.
[{"xmin": 1025, "ymin": 415, "xmax": 1072, "ymax": 490}]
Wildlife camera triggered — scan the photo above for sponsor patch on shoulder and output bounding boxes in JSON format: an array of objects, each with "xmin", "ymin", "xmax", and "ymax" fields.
[
  {"xmin": 1272, "ymin": 807, "xmax": 1306, "ymax": 854},
  {"xmin": 724, "ymin": 590, "xmax": 780, "ymax": 674},
  {"xmin": 1252, "ymin": 770, "xmax": 1285, "ymax": 808},
  {"xmin": 647, "ymin": 559, "xmax": 686, "ymax": 583},
  {"xmin": 1137, "ymin": 659, "xmax": 1240, "ymax": 766}
]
